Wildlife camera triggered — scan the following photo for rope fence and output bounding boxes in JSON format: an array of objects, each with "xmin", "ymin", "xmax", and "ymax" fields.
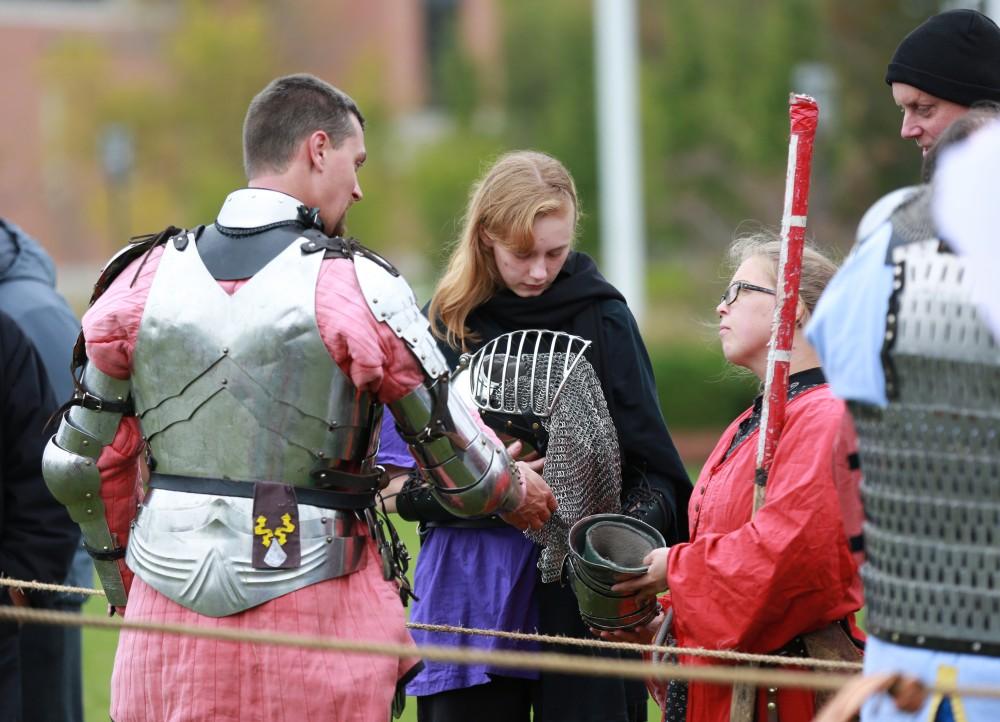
[
  {"xmin": 405, "ymin": 622, "xmax": 864, "ymax": 671},
  {"xmin": 0, "ymin": 577, "xmax": 105, "ymax": 597},
  {"xmin": 4, "ymin": 577, "xmax": 1000, "ymax": 701},
  {"xmin": 0, "ymin": 576, "xmax": 859, "ymax": 670},
  {"xmin": 0, "ymin": 605, "xmax": 859, "ymax": 693}
]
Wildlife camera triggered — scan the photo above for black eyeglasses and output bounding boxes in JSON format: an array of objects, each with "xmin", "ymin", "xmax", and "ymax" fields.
[{"xmin": 720, "ymin": 281, "xmax": 776, "ymax": 306}]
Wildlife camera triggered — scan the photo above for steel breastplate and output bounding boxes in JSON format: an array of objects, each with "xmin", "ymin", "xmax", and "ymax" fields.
[
  {"xmin": 132, "ymin": 233, "xmax": 377, "ymax": 483},
  {"xmin": 851, "ymin": 237, "xmax": 1000, "ymax": 655},
  {"xmin": 126, "ymin": 489, "xmax": 366, "ymax": 617},
  {"xmin": 127, "ymin": 230, "xmax": 378, "ymax": 615}
]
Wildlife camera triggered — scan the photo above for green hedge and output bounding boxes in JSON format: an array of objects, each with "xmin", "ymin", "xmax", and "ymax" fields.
[{"xmin": 648, "ymin": 343, "xmax": 758, "ymax": 430}]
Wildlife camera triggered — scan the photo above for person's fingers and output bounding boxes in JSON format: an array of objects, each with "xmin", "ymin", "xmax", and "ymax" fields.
[
  {"xmin": 506, "ymin": 440, "xmax": 523, "ymax": 457},
  {"xmin": 595, "ymin": 627, "xmax": 642, "ymax": 643},
  {"xmin": 611, "ymin": 578, "xmax": 643, "ymax": 595},
  {"xmin": 504, "ymin": 514, "xmax": 526, "ymax": 531},
  {"xmin": 522, "ymin": 456, "xmax": 545, "ymax": 472},
  {"xmin": 813, "ymin": 672, "xmax": 912, "ymax": 722},
  {"xmin": 888, "ymin": 675, "xmax": 928, "ymax": 713}
]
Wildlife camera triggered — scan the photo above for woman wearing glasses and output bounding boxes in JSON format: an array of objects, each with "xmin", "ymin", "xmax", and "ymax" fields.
[
  {"xmin": 380, "ymin": 150, "xmax": 691, "ymax": 722},
  {"xmin": 604, "ymin": 233, "xmax": 864, "ymax": 722}
]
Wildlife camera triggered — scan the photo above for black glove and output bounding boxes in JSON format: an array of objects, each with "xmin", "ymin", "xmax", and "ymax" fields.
[{"xmin": 394, "ymin": 470, "xmax": 458, "ymax": 524}]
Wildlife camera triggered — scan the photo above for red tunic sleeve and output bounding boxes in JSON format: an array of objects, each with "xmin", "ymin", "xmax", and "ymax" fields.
[{"xmin": 666, "ymin": 387, "xmax": 860, "ymax": 654}]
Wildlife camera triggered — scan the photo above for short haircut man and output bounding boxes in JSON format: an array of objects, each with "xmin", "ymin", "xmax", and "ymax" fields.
[{"xmin": 242, "ymin": 73, "xmax": 365, "ymax": 179}]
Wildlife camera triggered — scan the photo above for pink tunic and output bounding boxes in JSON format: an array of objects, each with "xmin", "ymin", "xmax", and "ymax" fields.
[{"xmin": 86, "ymin": 245, "xmax": 426, "ymax": 722}]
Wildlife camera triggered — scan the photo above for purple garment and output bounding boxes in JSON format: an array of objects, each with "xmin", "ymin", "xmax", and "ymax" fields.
[
  {"xmin": 408, "ymin": 526, "xmax": 540, "ymax": 695},
  {"xmin": 377, "ymin": 414, "xmax": 541, "ymax": 696},
  {"xmin": 377, "ymin": 412, "xmax": 415, "ymax": 469}
]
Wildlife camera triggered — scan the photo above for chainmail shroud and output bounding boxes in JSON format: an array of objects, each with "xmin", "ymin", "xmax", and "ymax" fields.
[{"xmin": 496, "ymin": 353, "xmax": 621, "ymax": 582}]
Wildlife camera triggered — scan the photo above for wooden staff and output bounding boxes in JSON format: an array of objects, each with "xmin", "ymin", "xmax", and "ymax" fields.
[{"xmin": 730, "ymin": 93, "xmax": 819, "ymax": 722}]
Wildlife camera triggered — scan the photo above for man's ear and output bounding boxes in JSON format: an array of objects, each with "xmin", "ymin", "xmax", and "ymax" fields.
[{"xmin": 306, "ymin": 130, "xmax": 329, "ymax": 169}]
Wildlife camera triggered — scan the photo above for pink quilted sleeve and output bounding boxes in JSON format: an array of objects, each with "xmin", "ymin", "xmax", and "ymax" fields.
[
  {"xmin": 83, "ymin": 245, "xmax": 164, "ymax": 380},
  {"xmin": 81, "ymin": 246, "xmax": 163, "ymax": 598},
  {"xmin": 314, "ymin": 259, "xmax": 425, "ymax": 404}
]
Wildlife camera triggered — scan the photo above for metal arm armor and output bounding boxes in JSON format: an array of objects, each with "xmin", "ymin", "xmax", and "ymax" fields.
[
  {"xmin": 387, "ymin": 377, "xmax": 524, "ymax": 517},
  {"xmin": 42, "ymin": 363, "xmax": 130, "ymax": 606},
  {"xmin": 352, "ymin": 252, "xmax": 524, "ymax": 517},
  {"xmin": 353, "ymin": 253, "xmax": 450, "ymax": 379}
]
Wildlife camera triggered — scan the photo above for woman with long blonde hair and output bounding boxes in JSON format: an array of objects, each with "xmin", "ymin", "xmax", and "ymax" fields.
[
  {"xmin": 378, "ymin": 150, "xmax": 691, "ymax": 721},
  {"xmin": 429, "ymin": 150, "xmax": 581, "ymax": 349}
]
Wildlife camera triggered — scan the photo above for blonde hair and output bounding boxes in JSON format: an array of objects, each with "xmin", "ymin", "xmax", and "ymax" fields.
[
  {"xmin": 727, "ymin": 232, "xmax": 837, "ymax": 319},
  {"xmin": 429, "ymin": 150, "xmax": 579, "ymax": 350}
]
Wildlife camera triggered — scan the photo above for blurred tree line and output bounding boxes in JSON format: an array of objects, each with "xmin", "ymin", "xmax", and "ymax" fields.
[{"xmin": 42, "ymin": 0, "xmax": 952, "ymax": 433}]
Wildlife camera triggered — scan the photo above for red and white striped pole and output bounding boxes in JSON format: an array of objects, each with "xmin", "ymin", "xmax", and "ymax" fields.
[
  {"xmin": 729, "ymin": 92, "xmax": 820, "ymax": 722},
  {"xmin": 752, "ymin": 93, "xmax": 819, "ymax": 514}
]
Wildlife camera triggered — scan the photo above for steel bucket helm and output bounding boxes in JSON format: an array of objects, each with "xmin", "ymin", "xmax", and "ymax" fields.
[{"xmin": 565, "ymin": 513, "xmax": 666, "ymax": 631}]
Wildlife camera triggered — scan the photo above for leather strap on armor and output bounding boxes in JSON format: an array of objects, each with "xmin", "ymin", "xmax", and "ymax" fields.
[
  {"xmin": 85, "ymin": 545, "xmax": 127, "ymax": 562},
  {"xmin": 393, "ymin": 471, "xmax": 460, "ymax": 524},
  {"xmin": 394, "ymin": 472, "xmax": 508, "ymax": 529},
  {"xmin": 67, "ymin": 389, "xmax": 134, "ymax": 415},
  {"xmin": 149, "ymin": 474, "xmax": 377, "ymax": 511}
]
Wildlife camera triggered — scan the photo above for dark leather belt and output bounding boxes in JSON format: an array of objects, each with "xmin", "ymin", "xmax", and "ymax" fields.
[
  {"xmin": 768, "ymin": 618, "xmax": 864, "ymax": 661},
  {"xmin": 149, "ymin": 473, "xmax": 376, "ymax": 510}
]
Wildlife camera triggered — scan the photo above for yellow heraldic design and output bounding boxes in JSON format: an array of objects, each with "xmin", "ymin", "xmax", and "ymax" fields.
[
  {"xmin": 254, "ymin": 514, "xmax": 296, "ymax": 548},
  {"xmin": 273, "ymin": 514, "xmax": 295, "ymax": 545},
  {"xmin": 926, "ymin": 665, "xmax": 969, "ymax": 722}
]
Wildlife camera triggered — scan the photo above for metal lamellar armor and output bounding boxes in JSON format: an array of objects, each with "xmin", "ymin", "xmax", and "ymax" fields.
[{"xmin": 852, "ymin": 238, "xmax": 1000, "ymax": 654}]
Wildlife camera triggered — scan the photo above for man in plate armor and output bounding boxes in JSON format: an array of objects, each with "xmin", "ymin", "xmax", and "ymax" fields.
[{"xmin": 41, "ymin": 73, "xmax": 554, "ymax": 722}]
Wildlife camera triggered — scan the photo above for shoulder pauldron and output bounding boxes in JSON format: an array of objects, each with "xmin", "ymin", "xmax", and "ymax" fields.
[{"xmin": 71, "ymin": 225, "xmax": 185, "ymax": 374}]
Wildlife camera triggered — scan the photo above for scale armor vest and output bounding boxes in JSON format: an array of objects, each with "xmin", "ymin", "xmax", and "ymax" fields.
[
  {"xmin": 850, "ymin": 191, "xmax": 1000, "ymax": 655},
  {"xmin": 126, "ymin": 231, "xmax": 380, "ymax": 616}
]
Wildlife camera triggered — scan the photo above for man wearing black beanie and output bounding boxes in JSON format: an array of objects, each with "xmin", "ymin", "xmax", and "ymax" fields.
[{"xmin": 886, "ymin": 8, "xmax": 1000, "ymax": 156}]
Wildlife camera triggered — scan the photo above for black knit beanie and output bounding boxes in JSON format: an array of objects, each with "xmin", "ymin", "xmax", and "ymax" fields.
[{"xmin": 885, "ymin": 9, "xmax": 1000, "ymax": 106}]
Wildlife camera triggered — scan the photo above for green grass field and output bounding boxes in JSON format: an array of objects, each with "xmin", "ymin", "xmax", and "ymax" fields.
[{"xmin": 80, "ymin": 514, "xmax": 665, "ymax": 721}]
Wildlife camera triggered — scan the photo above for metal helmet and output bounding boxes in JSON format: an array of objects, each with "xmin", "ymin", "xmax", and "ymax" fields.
[
  {"xmin": 460, "ymin": 329, "xmax": 592, "ymax": 456},
  {"xmin": 565, "ymin": 513, "xmax": 666, "ymax": 631}
]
